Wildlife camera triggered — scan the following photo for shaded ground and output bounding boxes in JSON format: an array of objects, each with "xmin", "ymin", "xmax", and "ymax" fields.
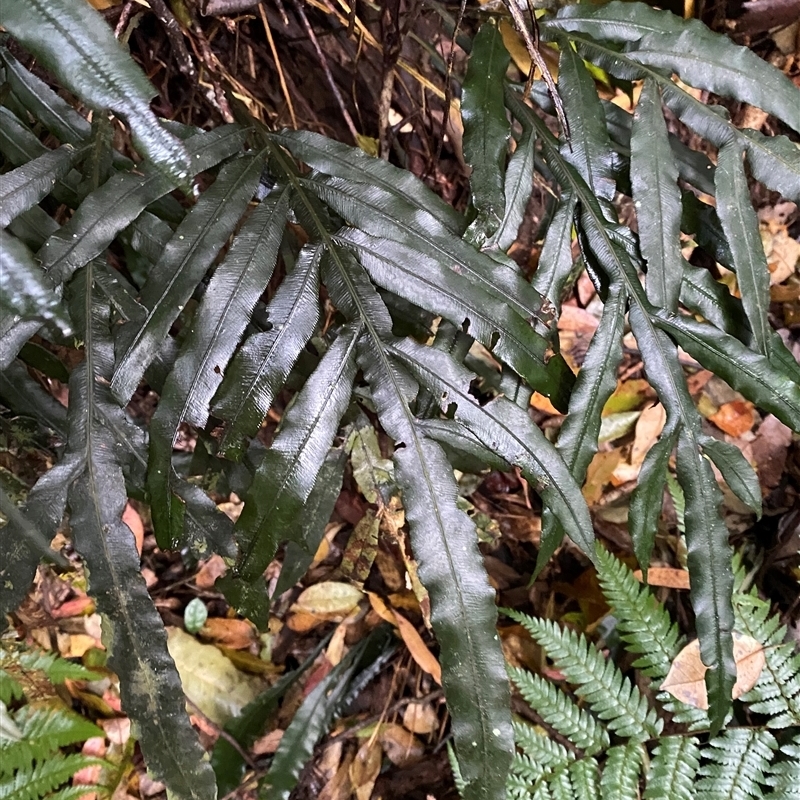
[{"xmin": 3, "ymin": 2, "xmax": 800, "ymax": 799}]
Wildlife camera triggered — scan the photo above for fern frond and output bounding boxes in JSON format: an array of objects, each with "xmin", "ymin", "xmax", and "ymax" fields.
[
  {"xmin": 765, "ymin": 733, "xmax": 800, "ymax": 799},
  {"xmin": 600, "ymin": 741, "xmax": 643, "ymax": 800},
  {"xmin": 0, "ymin": 703, "xmax": 103, "ymax": 773},
  {"xmin": 568, "ymin": 757, "xmax": 600, "ymax": 800},
  {"xmin": 550, "ymin": 763, "xmax": 578, "ymax": 800},
  {"xmin": 510, "ymin": 751, "xmax": 547, "ymax": 787},
  {"xmin": 17, "ymin": 651, "xmax": 100, "ymax": 684},
  {"xmin": 735, "ymin": 592, "xmax": 800, "ymax": 728},
  {"xmin": 448, "ymin": 741, "xmax": 468, "ymax": 796},
  {"xmin": 594, "ymin": 544, "xmax": 682, "ymax": 680},
  {"xmin": 656, "ymin": 689, "xmax": 711, "ymax": 731},
  {"xmin": 0, "ymin": 752, "xmax": 103, "ymax": 800},
  {"xmin": 695, "ymin": 728, "xmax": 777, "ymax": 800},
  {"xmin": 507, "ymin": 611, "xmax": 662, "ymax": 741},
  {"xmin": 513, "ymin": 719, "xmax": 574, "ymax": 766},
  {"xmin": 643, "ymin": 735, "xmax": 700, "ymax": 800},
  {"xmin": 508, "ymin": 665, "xmax": 609, "ymax": 754},
  {"xmin": 0, "ymin": 672, "xmax": 24, "ymax": 706}
]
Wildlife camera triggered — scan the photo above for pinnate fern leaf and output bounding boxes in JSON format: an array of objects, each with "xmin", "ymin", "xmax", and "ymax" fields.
[
  {"xmin": 765, "ymin": 734, "xmax": 800, "ymax": 799},
  {"xmin": 593, "ymin": 545, "xmax": 681, "ymax": 681},
  {"xmin": 735, "ymin": 593, "xmax": 800, "ymax": 728},
  {"xmin": 508, "ymin": 666, "xmax": 609, "ymax": 755},
  {"xmin": 0, "ymin": 705, "xmax": 102, "ymax": 773},
  {"xmin": 601, "ymin": 742, "xmax": 643, "ymax": 800},
  {"xmin": 643, "ymin": 735, "xmax": 701, "ymax": 800},
  {"xmin": 696, "ymin": 728, "xmax": 778, "ymax": 800},
  {"xmin": 507, "ymin": 610, "xmax": 662, "ymax": 741},
  {"xmin": 0, "ymin": 752, "xmax": 103, "ymax": 800}
]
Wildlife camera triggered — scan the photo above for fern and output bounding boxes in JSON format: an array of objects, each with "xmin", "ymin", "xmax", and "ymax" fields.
[
  {"xmin": 765, "ymin": 733, "xmax": 800, "ymax": 799},
  {"xmin": 503, "ymin": 546, "xmax": 800, "ymax": 799},
  {"xmin": 0, "ymin": 753, "xmax": 103, "ymax": 800},
  {"xmin": 0, "ymin": 644, "xmax": 110, "ymax": 800},
  {"xmin": 1, "ymin": 0, "xmax": 799, "ymax": 797}
]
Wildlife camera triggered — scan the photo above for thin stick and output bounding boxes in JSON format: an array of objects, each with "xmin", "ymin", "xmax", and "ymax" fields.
[
  {"xmin": 292, "ymin": 0, "xmax": 360, "ymax": 143},
  {"xmin": 434, "ymin": 0, "xmax": 467, "ymax": 170},
  {"xmin": 505, "ymin": 0, "xmax": 571, "ymax": 145},
  {"xmin": 259, "ymin": 2, "xmax": 297, "ymax": 128}
]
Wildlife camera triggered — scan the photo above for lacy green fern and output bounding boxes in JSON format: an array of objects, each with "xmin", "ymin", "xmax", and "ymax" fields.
[
  {"xmin": 503, "ymin": 546, "xmax": 800, "ymax": 799},
  {"xmin": 0, "ymin": 643, "xmax": 110, "ymax": 800}
]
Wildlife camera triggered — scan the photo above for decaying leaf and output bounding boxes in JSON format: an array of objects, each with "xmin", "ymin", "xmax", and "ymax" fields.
[
  {"xmin": 346, "ymin": 424, "xmax": 394, "ymax": 504},
  {"xmin": 402, "ymin": 702, "xmax": 439, "ymax": 735},
  {"xmin": 709, "ymin": 400, "xmax": 756, "ymax": 437},
  {"xmin": 166, "ymin": 628, "xmax": 264, "ymax": 725},
  {"xmin": 338, "ymin": 511, "xmax": 380, "ymax": 586},
  {"xmin": 291, "ymin": 582, "xmax": 364, "ymax": 619},
  {"xmin": 660, "ymin": 631, "xmax": 766, "ymax": 709},
  {"xmin": 198, "ymin": 617, "xmax": 258, "ymax": 650},
  {"xmin": 377, "ymin": 722, "xmax": 425, "ymax": 767},
  {"xmin": 368, "ymin": 592, "xmax": 442, "ymax": 684},
  {"xmin": 349, "ymin": 738, "xmax": 382, "ymax": 800},
  {"xmin": 633, "ymin": 566, "xmax": 691, "ymax": 590}
]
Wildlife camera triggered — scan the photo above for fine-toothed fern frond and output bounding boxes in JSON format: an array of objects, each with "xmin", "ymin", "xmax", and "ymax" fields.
[
  {"xmin": 643, "ymin": 735, "xmax": 700, "ymax": 800},
  {"xmin": 503, "ymin": 548, "xmax": 800, "ymax": 800},
  {"xmin": 695, "ymin": 728, "xmax": 778, "ymax": 800},
  {"xmin": 0, "ymin": 751, "xmax": 104, "ymax": 800},
  {"xmin": 765, "ymin": 733, "xmax": 800, "ymax": 799},
  {"xmin": 506, "ymin": 608, "xmax": 663, "ymax": 741},
  {"xmin": 0, "ymin": 644, "xmax": 110, "ymax": 800},
  {"xmin": 508, "ymin": 667, "xmax": 609, "ymax": 754},
  {"xmin": 734, "ymin": 593, "xmax": 800, "ymax": 729},
  {"xmin": 0, "ymin": 704, "xmax": 103, "ymax": 773},
  {"xmin": 593, "ymin": 544, "xmax": 682, "ymax": 680}
]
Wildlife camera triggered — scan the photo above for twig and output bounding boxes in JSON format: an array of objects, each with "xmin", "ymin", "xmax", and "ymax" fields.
[
  {"xmin": 184, "ymin": 697, "xmax": 259, "ymax": 771},
  {"xmin": 433, "ymin": 0, "xmax": 466, "ymax": 170},
  {"xmin": 292, "ymin": 0, "xmax": 360, "ymax": 144},
  {"xmin": 149, "ymin": 0, "xmax": 197, "ymax": 80},
  {"xmin": 259, "ymin": 2, "xmax": 297, "ymax": 128}
]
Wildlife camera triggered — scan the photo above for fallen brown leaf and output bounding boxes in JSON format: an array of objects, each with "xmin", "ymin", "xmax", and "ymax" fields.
[
  {"xmin": 368, "ymin": 593, "xmax": 442, "ymax": 684},
  {"xmin": 660, "ymin": 632, "xmax": 766, "ymax": 709},
  {"xmin": 99, "ymin": 717, "xmax": 131, "ymax": 746},
  {"xmin": 751, "ymin": 414, "xmax": 793, "ymax": 490},
  {"xmin": 403, "ymin": 702, "xmax": 439, "ymax": 735},
  {"xmin": 633, "ymin": 567, "xmax": 691, "ymax": 590},
  {"xmin": 292, "ymin": 581, "xmax": 364, "ymax": 618},
  {"xmin": 378, "ymin": 722, "xmax": 425, "ymax": 767},
  {"xmin": 709, "ymin": 400, "xmax": 756, "ymax": 437},
  {"xmin": 252, "ymin": 729, "xmax": 283, "ymax": 755},
  {"xmin": 350, "ymin": 739, "xmax": 383, "ymax": 800},
  {"xmin": 195, "ymin": 554, "xmax": 227, "ymax": 589},
  {"xmin": 198, "ymin": 618, "xmax": 258, "ymax": 650},
  {"xmin": 122, "ymin": 502, "xmax": 144, "ymax": 557}
]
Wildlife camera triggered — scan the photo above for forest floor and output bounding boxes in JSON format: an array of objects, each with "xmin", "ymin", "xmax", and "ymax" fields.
[{"xmin": 4, "ymin": 2, "xmax": 800, "ymax": 799}]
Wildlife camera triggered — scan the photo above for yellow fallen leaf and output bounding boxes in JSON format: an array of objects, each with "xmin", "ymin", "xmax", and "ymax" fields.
[
  {"xmin": 292, "ymin": 581, "xmax": 364, "ymax": 618},
  {"xmin": 660, "ymin": 632, "xmax": 766, "ymax": 709},
  {"xmin": 167, "ymin": 628, "xmax": 264, "ymax": 725},
  {"xmin": 349, "ymin": 739, "xmax": 382, "ymax": 800},
  {"xmin": 403, "ymin": 702, "xmax": 439, "ymax": 735},
  {"xmin": 378, "ymin": 722, "xmax": 425, "ymax": 767}
]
